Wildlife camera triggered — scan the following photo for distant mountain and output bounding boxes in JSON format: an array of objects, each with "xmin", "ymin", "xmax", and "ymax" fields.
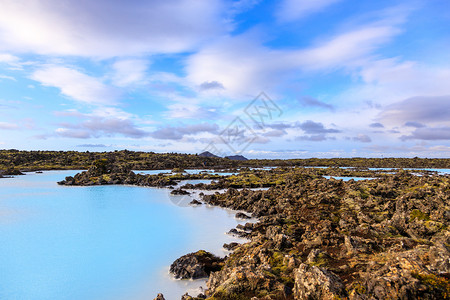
[
  {"xmin": 225, "ymin": 155, "xmax": 248, "ymax": 161},
  {"xmin": 198, "ymin": 151, "xmax": 219, "ymax": 158}
]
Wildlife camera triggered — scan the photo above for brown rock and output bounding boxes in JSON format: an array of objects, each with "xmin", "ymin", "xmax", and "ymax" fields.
[{"xmin": 293, "ymin": 263, "xmax": 347, "ymax": 300}]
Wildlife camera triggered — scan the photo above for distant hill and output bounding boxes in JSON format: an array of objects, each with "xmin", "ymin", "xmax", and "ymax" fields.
[
  {"xmin": 198, "ymin": 151, "xmax": 219, "ymax": 158},
  {"xmin": 225, "ymin": 155, "xmax": 248, "ymax": 161}
]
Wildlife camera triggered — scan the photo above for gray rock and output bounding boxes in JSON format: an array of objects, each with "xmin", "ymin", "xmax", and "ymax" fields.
[{"xmin": 293, "ymin": 263, "xmax": 347, "ymax": 300}]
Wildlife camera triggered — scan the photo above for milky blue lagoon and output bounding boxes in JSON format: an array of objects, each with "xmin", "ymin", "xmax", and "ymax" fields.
[{"xmin": 0, "ymin": 171, "xmax": 250, "ymax": 300}]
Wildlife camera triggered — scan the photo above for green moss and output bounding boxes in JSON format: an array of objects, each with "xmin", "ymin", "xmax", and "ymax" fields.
[
  {"xmin": 194, "ymin": 250, "xmax": 208, "ymax": 256},
  {"xmin": 410, "ymin": 209, "xmax": 430, "ymax": 222},
  {"xmin": 347, "ymin": 282, "xmax": 367, "ymax": 295},
  {"xmin": 412, "ymin": 273, "xmax": 450, "ymax": 299},
  {"xmin": 309, "ymin": 252, "xmax": 329, "ymax": 267},
  {"xmin": 424, "ymin": 220, "xmax": 446, "ymax": 231}
]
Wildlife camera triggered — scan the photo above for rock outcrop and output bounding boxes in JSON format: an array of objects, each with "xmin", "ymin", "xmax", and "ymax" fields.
[
  {"xmin": 235, "ymin": 212, "xmax": 251, "ymax": 219},
  {"xmin": 1, "ymin": 168, "xmax": 24, "ymax": 176},
  {"xmin": 153, "ymin": 293, "xmax": 165, "ymax": 300},
  {"xmin": 293, "ymin": 263, "xmax": 347, "ymax": 299},
  {"xmin": 57, "ymin": 159, "xmax": 177, "ymax": 187},
  {"xmin": 200, "ymin": 171, "xmax": 450, "ymax": 299},
  {"xmin": 170, "ymin": 250, "xmax": 224, "ymax": 280}
]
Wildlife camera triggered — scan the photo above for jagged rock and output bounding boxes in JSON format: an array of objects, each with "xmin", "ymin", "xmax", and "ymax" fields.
[
  {"xmin": 153, "ymin": 293, "xmax": 165, "ymax": 300},
  {"xmin": 293, "ymin": 263, "xmax": 347, "ymax": 299},
  {"xmin": 235, "ymin": 212, "xmax": 251, "ymax": 219},
  {"xmin": 1, "ymin": 168, "xmax": 24, "ymax": 175},
  {"xmin": 429, "ymin": 241, "xmax": 450, "ymax": 273},
  {"xmin": 189, "ymin": 199, "xmax": 202, "ymax": 205},
  {"xmin": 306, "ymin": 249, "xmax": 330, "ymax": 267},
  {"xmin": 171, "ymin": 188, "xmax": 190, "ymax": 195},
  {"xmin": 170, "ymin": 250, "xmax": 224, "ymax": 279},
  {"xmin": 180, "ymin": 293, "xmax": 192, "ymax": 300},
  {"xmin": 223, "ymin": 242, "xmax": 240, "ymax": 250},
  {"xmin": 227, "ymin": 228, "xmax": 248, "ymax": 238}
]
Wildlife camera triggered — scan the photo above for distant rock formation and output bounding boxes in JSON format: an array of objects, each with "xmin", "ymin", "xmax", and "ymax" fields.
[
  {"xmin": 198, "ymin": 151, "xmax": 219, "ymax": 158},
  {"xmin": 225, "ymin": 155, "xmax": 248, "ymax": 161}
]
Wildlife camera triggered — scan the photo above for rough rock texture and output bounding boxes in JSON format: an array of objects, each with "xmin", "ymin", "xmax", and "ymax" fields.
[
  {"xmin": 1, "ymin": 168, "xmax": 24, "ymax": 176},
  {"xmin": 57, "ymin": 159, "xmax": 177, "ymax": 187},
  {"xmin": 171, "ymin": 188, "xmax": 190, "ymax": 195},
  {"xmin": 223, "ymin": 242, "xmax": 240, "ymax": 251},
  {"xmin": 200, "ymin": 171, "xmax": 450, "ymax": 299},
  {"xmin": 293, "ymin": 263, "xmax": 347, "ymax": 299},
  {"xmin": 153, "ymin": 293, "xmax": 165, "ymax": 300},
  {"xmin": 170, "ymin": 250, "xmax": 224, "ymax": 279},
  {"xmin": 235, "ymin": 212, "xmax": 252, "ymax": 219}
]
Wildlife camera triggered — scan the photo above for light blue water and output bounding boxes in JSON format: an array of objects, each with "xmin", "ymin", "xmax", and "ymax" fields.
[
  {"xmin": 404, "ymin": 168, "xmax": 450, "ymax": 175},
  {"xmin": 136, "ymin": 169, "xmax": 236, "ymax": 176},
  {"xmin": 322, "ymin": 176, "xmax": 375, "ymax": 181},
  {"xmin": 0, "ymin": 171, "xmax": 249, "ymax": 300}
]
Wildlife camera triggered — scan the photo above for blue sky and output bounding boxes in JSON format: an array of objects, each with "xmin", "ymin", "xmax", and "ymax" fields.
[{"xmin": 0, "ymin": 0, "xmax": 449, "ymax": 158}]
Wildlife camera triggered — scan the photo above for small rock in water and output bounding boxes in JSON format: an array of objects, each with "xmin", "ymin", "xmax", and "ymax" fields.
[
  {"xmin": 189, "ymin": 199, "xmax": 202, "ymax": 205},
  {"xmin": 235, "ymin": 212, "xmax": 251, "ymax": 219},
  {"xmin": 227, "ymin": 228, "xmax": 248, "ymax": 238},
  {"xmin": 170, "ymin": 188, "xmax": 190, "ymax": 195},
  {"xmin": 223, "ymin": 242, "xmax": 240, "ymax": 250},
  {"xmin": 170, "ymin": 250, "xmax": 224, "ymax": 279},
  {"xmin": 181, "ymin": 293, "xmax": 193, "ymax": 300},
  {"xmin": 153, "ymin": 293, "xmax": 165, "ymax": 300}
]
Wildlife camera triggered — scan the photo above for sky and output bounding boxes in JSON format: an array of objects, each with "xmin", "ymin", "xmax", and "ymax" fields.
[{"xmin": 0, "ymin": 0, "xmax": 449, "ymax": 159}]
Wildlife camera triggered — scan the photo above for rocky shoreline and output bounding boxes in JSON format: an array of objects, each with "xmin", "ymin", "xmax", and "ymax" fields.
[{"xmin": 59, "ymin": 160, "xmax": 450, "ymax": 299}]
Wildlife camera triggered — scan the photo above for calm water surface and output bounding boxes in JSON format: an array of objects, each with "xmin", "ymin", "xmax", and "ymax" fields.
[{"xmin": 0, "ymin": 171, "xmax": 249, "ymax": 300}]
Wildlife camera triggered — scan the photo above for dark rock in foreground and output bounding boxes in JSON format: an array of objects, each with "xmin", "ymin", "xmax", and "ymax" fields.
[
  {"xmin": 189, "ymin": 199, "xmax": 202, "ymax": 205},
  {"xmin": 201, "ymin": 172, "xmax": 450, "ymax": 299},
  {"xmin": 169, "ymin": 250, "xmax": 224, "ymax": 279}
]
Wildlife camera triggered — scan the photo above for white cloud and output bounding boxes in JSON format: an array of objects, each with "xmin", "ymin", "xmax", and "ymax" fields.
[
  {"xmin": 186, "ymin": 20, "xmax": 401, "ymax": 97},
  {"xmin": 50, "ymin": 108, "xmax": 150, "ymax": 139},
  {"xmin": 0, "ymin": 121, "xmax": 19, "ymax": 130},
  {"xmin": 353, "ymin": 134, "xmax": 372, "ymax": 143},
  {"xmin": 111, "ymin": 59, "xmax": 148, "ymax": 87},
  {"xmin": 0, "ymin": 0, "xmax": 226, "ymax": 57},
  {"xmin": 0, "ymin": 74, "xmax": 16, "ymax": 81},
  {"xmin": 31, "ymin": 65, "xmax": 120, "ymax": 105},
  {"xmin": 379, "ymin": 95, "xmax": 450, "ymax": 126},
  {"xmin": 277, "ymin": 0, "xmax": 342, "ymax": 22},
  {"xmin": 0, "ymin": 53, "xmax": 19, "ymax": 64},
  {"xmin": 291, "ymin": 25, "xmax": 399, "ymax": 71},
  {"xmin": 166, "ymin": 103, "xmax": 220, "ymax": 119}
]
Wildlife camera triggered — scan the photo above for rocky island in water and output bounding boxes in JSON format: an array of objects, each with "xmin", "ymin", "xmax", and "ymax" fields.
[{"xmin": 2, "ymin": 150, "xmax": 450, "ymax": 299}]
